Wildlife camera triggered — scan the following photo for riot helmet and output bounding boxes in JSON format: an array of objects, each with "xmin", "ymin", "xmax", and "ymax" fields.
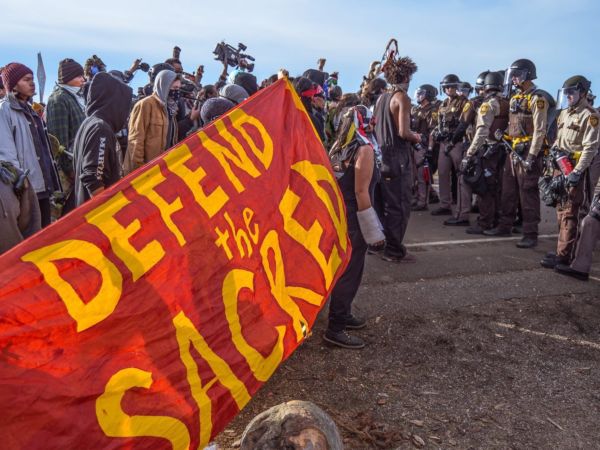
[
  {"xmin": 503, "ymin": 59, "xmax": 536, "ymax": 96},
  {"xmin": 440, "ymin": 74, "xmax": 460, "ymax": 95},
  {"xmin": 475, "ymin": 71, "xmax": 490, "ymax": 91},
  {"xmin": 557, "ymin": 75, "xmax": 591, "ymax": 110},
  {"xmin": 458, "ymin": 82, "xmax": 473, "ymax": 97},
  {"xmin": 483, "ymin": 71, "xmax": 504, "ymax": 93},
  {"xmin": 415, "ymin": 84, "xmax": 438, "ymax": 104}
]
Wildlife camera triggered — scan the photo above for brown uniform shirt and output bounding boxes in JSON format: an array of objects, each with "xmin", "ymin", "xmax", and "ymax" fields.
[
  {"xmin": 555, "ymin": 99, "xmax": 600, "ymax": 172},
  {"xmin": 466, "ymin": 94, "xmax": 509, "ymax": 157},
  {"xmin": 436, "ymin": 95, "xmax": 467, "ymax": 134},
  {"xmin": 411, "ymin": 101, "xmax": 439, "ymax": 136},
  {"xmin": 507, "ymin": 86, "xmax": 548, "ymax": 156}
]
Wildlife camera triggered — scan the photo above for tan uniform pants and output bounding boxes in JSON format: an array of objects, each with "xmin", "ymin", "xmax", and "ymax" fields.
[
  {"xmin": 437, "ymin": 141, "xmax": 471, "ymax": 220},
  {"xmin": 413, "ymin": 148, "xmax": 430, "ymax": 208},
  {"xmin": 570, "ymin": 214, "xmax": 600, "ymax": 273},
  {"xmin": 556, "ymin": 180, "xmax": 585, "ymax": 261}
]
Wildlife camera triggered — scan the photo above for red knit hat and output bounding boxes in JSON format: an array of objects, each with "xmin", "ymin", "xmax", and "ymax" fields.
[{"xmin": 1, "ymin": 62, "xmax": 33, "ymax": 92}]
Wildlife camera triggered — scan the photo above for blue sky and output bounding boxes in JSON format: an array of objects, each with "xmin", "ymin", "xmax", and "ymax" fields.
[{"xmin": 1, "ymin": 0, "xmax": 599, "ymax": 102}]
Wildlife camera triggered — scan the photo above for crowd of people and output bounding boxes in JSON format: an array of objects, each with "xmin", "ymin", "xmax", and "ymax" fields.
[{"xmin": 0, "ymin": 41, "xmax": 598, "ymax": 350}]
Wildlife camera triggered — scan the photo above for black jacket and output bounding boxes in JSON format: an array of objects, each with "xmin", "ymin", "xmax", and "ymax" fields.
[{"xmin": 73, "ymin": 72, "xmax": 132, "ymax": 206}]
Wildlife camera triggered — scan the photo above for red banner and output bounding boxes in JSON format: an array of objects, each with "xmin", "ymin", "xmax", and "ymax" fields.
[{"xmin": 0, "ymin": 79, "xmax": 350, "ymax": 449}]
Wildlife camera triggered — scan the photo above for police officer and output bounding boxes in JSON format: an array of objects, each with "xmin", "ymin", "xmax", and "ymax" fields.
[
  {"xmin": 555, "ymin": 181, "xmax": 600, "ymax": 281},
  {"xmin": 541, "ymin": 76, "xmax": 600, "ymax": 269},
  {"xmin": 430, "ymin": 74, "xmax": 468, "ymax": 218},
  {"xmin": 411, "ymin": 84, "xmax": 439, "ymax": 210},
  {"xmin": 460, "ymin": 72, "xmax": 509, "ymax": 234},
  {"xmin": 443, "ymin": 74, "xmax": 489, "ymax": 226},
  {"xmin": 484, "ymin": 59, "xmax": 550, "ymax": 248}
]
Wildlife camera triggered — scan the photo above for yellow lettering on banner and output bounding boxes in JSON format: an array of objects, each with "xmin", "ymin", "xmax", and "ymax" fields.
[
  {"xmin": 223, "ymin": 212, "xmax": 253, "ymax": 258},
  {"xmin": 96, "ymin": 368, "xmax": 190, "ymax": 450},
  {"xmin": 229, "ymin": 109, "xmax": 274, "ymax": 170},
  {"xmin": 242, "ymin": 208, "xmax": 260, "ymax": 244},
  {"xmin": 173, "ymin": 311, "xmax": 251, "ymax": 447},
  {"xmin": 199, "ymin": 126, "xmax": 261, "ymax": 194},
  {"xmin": 222, "ymin": 270, "xmax": 285, "ymax": 382},
  {"xmin": 131, "ymin": 165, "xmax": 186, "ymax": 247},
  {"xmin": 21, "ymin": 240, "xmax": 122, "ymax": 332},
  {"xmin": 292, "ymin": 161, "xmax": 347, "ymax": 251},
  {"xmin": 279, "ymin": 162, "xmax": 347, "ymax": 289},
  {"xmin": 85, "ymin": 192, "xmax": 164, "ymax": 282},
  {"xmin": 163, "ymin": 143, "xmax": 229, "ymax": 218},
  {"xmin": 260, "ymin": 230, "xmax": 322, "ymax": 342},
  {"xmin": 214, "ymin": 227, "xmax": 234, "ymax": 260}
]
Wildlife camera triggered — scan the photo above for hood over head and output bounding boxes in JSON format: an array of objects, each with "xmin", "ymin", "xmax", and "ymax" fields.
[
  {"xmin": 86, "ymin": 72, "xmax": 133, "ymax": 132},
  {"xmin": 153, "ymin": 69, "xmax": 177, "ymax": 104}
]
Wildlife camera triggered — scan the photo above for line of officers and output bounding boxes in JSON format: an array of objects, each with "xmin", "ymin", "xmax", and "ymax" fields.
[{"xmin": 410, "ymin": 58, "xmax": 600, "ymax": 281}]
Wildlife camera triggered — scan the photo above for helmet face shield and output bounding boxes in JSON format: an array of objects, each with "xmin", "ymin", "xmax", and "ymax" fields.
[
  {"xmin": 556, "ymin": 87, "xmax": 581, "ymax": 110},
  {"xmin": 458, "ymin": 86, "xmax": 472, "ymax": 97},
  {"xmin": 505, "ymin": 67, "xmax": 529, "ymax": 87},
  {"xmin": 415, "ymin": 88, "xmax": 427, "ymax": 104}
]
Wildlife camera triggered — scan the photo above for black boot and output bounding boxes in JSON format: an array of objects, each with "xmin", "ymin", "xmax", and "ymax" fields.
[
  {"xmin": 555, "ymin": 264, "xmax": 589, "ymax": 281},
  {"xmin": 516, "ymin": 236, "xmax": 537, "ymax": 249}
]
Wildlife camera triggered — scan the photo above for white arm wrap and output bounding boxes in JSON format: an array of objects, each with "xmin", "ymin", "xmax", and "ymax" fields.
[{"xmin": 356, "ymin": 207, "xmax": 385, "ymax": 245}]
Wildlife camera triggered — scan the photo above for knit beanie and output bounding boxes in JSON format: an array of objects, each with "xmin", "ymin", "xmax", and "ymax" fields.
[
  {"xmin": 219, "ymin": 84, "xmax": 249, "ymax": 104},
  {"xmin": 58, "ymin": 58, "xmax": 84, "ymax": 84},
  {"xmin": 201, "ymin": 97, "xmax": 235, "ymax": 124},
  {"xmin": 1, "ymin": 62, "xmax": 33, "ymax": 92}
]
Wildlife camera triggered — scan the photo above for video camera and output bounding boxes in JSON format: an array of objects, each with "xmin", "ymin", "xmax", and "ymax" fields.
[{"xmin": 213, "ymin": 41, "xmax": 255, "ymax": 72}]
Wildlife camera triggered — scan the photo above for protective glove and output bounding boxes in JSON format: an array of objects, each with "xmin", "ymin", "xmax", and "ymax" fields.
[
  {"xmin": 459, "ymin": 156, "xmax": 472, "ymax": 173},
  {"xmin": 523, "ymin": 154, "xmax": 535, "ymax": 172},
  {"xmin": 566, "ymin": 170, "xmax": 581, "ymax": 187},
  {"xmin": 444, "ymin": 143, "xmax": 454, "ymax": 157},
  {"xmin": 357, "ymin": 207, "xmax": 385, "ymax": 245},
  {"xmin": 425, "ymin": 148, "xmax": 434, "ymax": 161}
]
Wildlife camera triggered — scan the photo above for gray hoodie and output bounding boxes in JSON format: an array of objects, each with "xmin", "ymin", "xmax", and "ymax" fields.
[{"xmin": 153, "ymin": 70, "xmax": 177, "ymax": 105}]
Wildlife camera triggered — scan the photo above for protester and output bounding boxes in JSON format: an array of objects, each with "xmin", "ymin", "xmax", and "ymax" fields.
[
  {"xmin": 46, "ymin": 58, "xmax": 86, "ymax": 214},
  {"xmin": 324, "ymin": 105, "xmax": 384, "ymax": 349},
  {"xmin": 219, "ymin": 84, "xmax": 249, "ymax": 105},
  {"xmin": 124, "ymin": 70, "xmax": 180, "ymax": 174},
  {"xmin": 373, "ymin": 51, "xmax": 420, "ymax": 262},
  {"xmin": 294, "ymin": 77, "xmax": 326, "ymax": 142},
  {"xmin": 72, "ymin": 72, "xmax": 132, "ymax": 205},
  {"xmin": 0, "ymin": 161, "xmax": 40, "ymax": 254},
  {"xmin": 200, "ymin": 97, "xmax": 235, "ymax": 124},
  {"xmin": 0, "ymin": 62, "xmax": 61, "ymax": 227}
]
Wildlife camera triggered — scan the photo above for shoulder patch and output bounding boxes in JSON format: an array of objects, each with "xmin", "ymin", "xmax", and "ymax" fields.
[
  {"xmin": 536, "ymin": 98, "xmax": 545, "ymax": 110},
  {"xmin": 480, "ymin": 103, "xmax": 490, "ymax": 115},
  {"xmin": 590, "ymin": 115, "xmax": 599, "ymax": 128},
  {"xmin": 462, "ymin": 103, "xmax": 471, "ymax": 113}
]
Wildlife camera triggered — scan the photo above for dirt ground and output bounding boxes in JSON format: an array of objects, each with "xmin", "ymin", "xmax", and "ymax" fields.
[
  {"xmin": 214, "ymin": 207, "xmax": 600, "ymax": 449},
  {"xmin": 215, "ymin": 292, "xmax": 600, "ymax": 449}
]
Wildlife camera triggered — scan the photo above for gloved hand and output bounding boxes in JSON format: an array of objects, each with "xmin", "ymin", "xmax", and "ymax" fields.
[
  {"xmin": 425, "ymin": 147, "xmax": 434, "ymax": 161},
  {"xmin": 444, "ymin": 143, "xmax": 454, "ymax": 157},
  {"xmin": 523, "ymin": 154, "xmax": 535, "ymax": 172},
  {"xmin": 567, "ymin": 170, "xmax": 581, "ymax": 187},
  {"xmin": 459, "ymin": 156, "xmax": 472, "ymax": 173}
]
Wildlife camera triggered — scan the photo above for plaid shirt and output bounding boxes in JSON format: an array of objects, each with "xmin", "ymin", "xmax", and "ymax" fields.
[{"xmin": 46, "ymin": 85, "xmax": 85, "ymax": 152}]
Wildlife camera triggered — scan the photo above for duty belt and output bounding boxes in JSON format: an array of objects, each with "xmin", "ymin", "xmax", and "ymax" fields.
[{"xmin": 504, "ymin": 134, "xmax": 532, "ymax": 150}]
